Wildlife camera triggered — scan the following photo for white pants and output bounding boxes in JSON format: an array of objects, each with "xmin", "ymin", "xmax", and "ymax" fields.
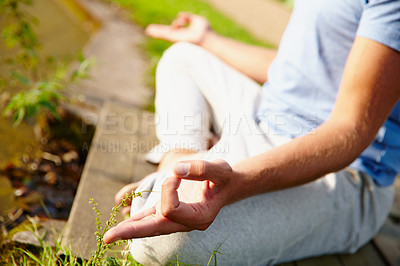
[{"xmin": 130, "ymin": 42, "xmax": 394, "ymax": 265}]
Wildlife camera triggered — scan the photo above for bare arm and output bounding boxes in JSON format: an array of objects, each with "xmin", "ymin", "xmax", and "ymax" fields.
[
  {"xmin": 228, "ymin": 36, "xmax": 400, "ymax": 202},
  {"xmin": 145, "ymin": 12, "xmax": 276, "ymax": 83},
  {"xmin": 199, "ymin": 31, "xmax": 276, "ymax": 84}
]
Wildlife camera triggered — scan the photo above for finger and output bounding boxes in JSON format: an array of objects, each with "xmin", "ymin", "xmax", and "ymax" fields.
[
  {"xmin": 145, "ymin": 24, "xmax": 178, "ymax": 41},
  {"xmin": 161, "ymin": 176, "xmax": 181, "ymax": 216},
  {"xmin": 163, "ymin": 201, "xmax": 211, "ymax": 231},
  {"xmin": 115, "ymin": 182, "xmax": 140, "ymax": 204},
  {"xmin": 171, "ymin": 16, "xmax": 189, "ymax": 29},
  {"xmin": 122, "ymin": 206, "xmax": 131, "ymax": 216},
  {"xmin": 172, "ymin": 12, "xmax": 195, "ymax": 27},
  {"xmin": 160, "ymin": 176, "xmax": 212, "ymax": 230},
  {"xmin": 173, "ymin": 159, "xmax": 232, "ymax": 183},
  {"xmin": 177, "ymin": 12, "xmax": 195, "ymax": 22},
  {"xmin": 115, "ymin": 206, "xmax": 158, "ymax": 231},
  {"xmin": 120, "ymin": 206, "xmax": 158, "ymax": 224},
  {"xmin": 103, "ymin": 214, "xmax": 190, "ymax": 243},
  {"xmin": 103, "ymin": 207, "xmax": 156, "ymax": 243}
]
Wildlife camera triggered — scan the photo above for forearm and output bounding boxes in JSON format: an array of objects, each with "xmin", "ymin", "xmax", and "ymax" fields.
[
  {"xmin": 200, "ymin": 31, "xmax": 276, "ymax": 84},
  {"xmin": 228, "ymin": 119, "xmax": 371, "ymax": 204},
  {"xmin": 226, "ymin": 37, "xmax": 400, "ymax": 206}
]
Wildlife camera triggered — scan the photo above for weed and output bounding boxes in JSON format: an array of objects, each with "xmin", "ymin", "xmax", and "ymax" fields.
[
  {"xmin": 0, "ymin": 0, "xmax": 96, "ymax": 126},
  {"xmin": 3, "ymin": 188, "xmax": 223, "ymax": 265},
  {"xmin": 89, "ymin": 190, "xmax": 145, "ymax": 265}
]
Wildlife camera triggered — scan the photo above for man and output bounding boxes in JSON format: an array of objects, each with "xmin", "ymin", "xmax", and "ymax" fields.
[{"xmin": 104, "ymin": 0, "xmax": 400, "ymax": 265}]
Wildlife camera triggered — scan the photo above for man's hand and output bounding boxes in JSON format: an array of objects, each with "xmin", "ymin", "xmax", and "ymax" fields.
[
  {"xmin": 145, "ymin": 12, "xmax": 275, "ymax": 83},
  {"xmin": 145, "ymin": 12, "xmax": 212, "ymax": 45},
  {"xmin": 103, "ymin": 159, "xmax": 236, "ymax": 244}
]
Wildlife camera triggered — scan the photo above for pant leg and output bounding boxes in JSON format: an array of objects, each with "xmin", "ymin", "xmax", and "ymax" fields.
[
  {"xmin": 129, "ymin": 120, "xmax": 394, "ymax": 265},
  {"xmin": 134, "ymin": 41, "xmax": 394, "ymax": 265},
  {"xmin": 154, "ymin": 42, "xmax": 261, "ymax": 154}
]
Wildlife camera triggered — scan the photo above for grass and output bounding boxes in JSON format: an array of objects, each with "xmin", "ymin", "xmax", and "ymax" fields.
[
  {"xmin": 108, "ymin": 0, "xmax": 270, "ymax": 111},
  {"xmin": 1, "ymin": 194, "xmax": 142, "ymax": 265},
  {"xmin": 112, "ymin": 0, "xmax": 268, "ymax": 53},
  {"xmin": 280, "ymin": 0, "xmax": 294, "ymax": 9},
  {"xmin": 1, "ymin": 192, "xmax": 223, "ymax": 265}
]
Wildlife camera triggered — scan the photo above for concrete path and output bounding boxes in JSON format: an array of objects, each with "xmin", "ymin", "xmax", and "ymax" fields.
[
  {"xmin": 62, "ymin": 102, "xmax": 158, "ymax": 259},
  {"xmin": 60, "ymin": 2, "xmax": 158, "ymax": 257},
  {"xmin": 68, "ymin": 0, "xmax": 152, "ymax": 111},
  {"xmin": 68, "ymin": 0, "xmax": 291, "ymax": 116},
  {"xmin": 202, "ymin": 0, "xmax": 292, "ymax": 46}
]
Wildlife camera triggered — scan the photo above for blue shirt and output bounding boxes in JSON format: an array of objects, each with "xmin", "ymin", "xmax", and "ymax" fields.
[{"xmin": 257, "ymin": 0, "xmax": 400, "ymax": 186}]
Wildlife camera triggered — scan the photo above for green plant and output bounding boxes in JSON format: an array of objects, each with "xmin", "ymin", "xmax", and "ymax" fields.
[
  {"xmin": 2, "ymin": 56, "xmax": 95, "ymax": 126},
  {"xmin": 5, "ymin": 216, "xmax": 85, "ymax": 265},
  {"xmin": 107, "ymin": 0, "xmax": 271, "ymax": 112},
  {"xmin": 89, "ymin": 190, "xmax": 145, "ymax": 265},
  {"xmin": 0, "ymin": 0, "xmax": 39, "ymax": 76},
  {"xmin": 0, "ymin": 0, "xmax": 95, "ymax": 126},
  {"xmin": 3, "ymin": 191, "xmax": 143, "ymax": 265},
  {"xmin": 3, "ymin": 189, "xmax": 223, "ymax": 265}
]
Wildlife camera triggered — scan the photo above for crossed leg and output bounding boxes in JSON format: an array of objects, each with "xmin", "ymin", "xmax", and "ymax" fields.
[{"xmin": 127, "ymin": 42, "xmax": 394, "ymax": 265}]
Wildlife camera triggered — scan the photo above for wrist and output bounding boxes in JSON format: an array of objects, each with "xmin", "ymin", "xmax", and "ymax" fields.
[
  {"xmin": 223, "ymin": 166, "xmax": 249, "ymax": 206},
  {"xmin": 198, "ymin": 29, "xmax": 218, "ymax": 48}
]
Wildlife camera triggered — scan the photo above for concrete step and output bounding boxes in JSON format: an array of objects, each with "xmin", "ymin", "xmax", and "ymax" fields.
[{"xmin": 61, "ymin": 101, "xmax": 157, "ymax": 259}]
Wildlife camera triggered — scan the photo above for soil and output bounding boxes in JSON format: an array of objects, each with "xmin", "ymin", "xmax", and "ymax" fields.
[{"xmin": 0, "ymin": 108, "xmax": 95, "ymax": 232}]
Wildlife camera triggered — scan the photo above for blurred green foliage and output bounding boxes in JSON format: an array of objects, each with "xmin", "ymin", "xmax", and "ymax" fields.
[
  {"xmin": 113, "ymin": 0, "xmax": 270, "ymax": 59},
  {"xmin": 0, "ymin": 0, "xmax": 94, "ymax": 126},
  {"xmin": 282, "ymin": 0, "xmax": 294, "ymax": 9},
  {"xmin": 109, "ymin": 0, "xmax": 271, "ymax": 112},
  {"xmin": 0, "ymin": 0, "xmax": 39, "ymax": 68}
]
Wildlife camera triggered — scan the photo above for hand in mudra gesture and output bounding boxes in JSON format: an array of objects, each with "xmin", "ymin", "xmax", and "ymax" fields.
[
  {"xmin": 145, "ymin": 12, "xmax": 212, "ymax": 45},
  {"xmin": 103, "ymin": 160, "xmax": 236, "ymax": 243}
]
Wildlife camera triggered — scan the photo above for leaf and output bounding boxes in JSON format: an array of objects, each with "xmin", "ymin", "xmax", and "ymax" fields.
[
  {"xmin": 39, "ymin": 100, "xmax": 61, "ymax": 120},
  {"xmin": 13, "ymin": 107, "xmax": 26, "ymax": 126},
  {"xmin": 105, "ymin": 257, "xmax": 119, "ymax": 266},
  {"xmin": 36, "ymin": 81, "xmax": 61, "ymax": 92},
  {"xmin": 24, "ymin": 103, "xmax": 39, "ymax": 119},
  {"xmin": 11, "ymin": 71, "xmax": 31, "ymax": 85},
  {"xmin": 17, "ymin": 248, "xmax": 44, "ymax": 265},
  {"xmin": 71, "ymin": 57, "xmax": 95, "ymax": 81},
  {"xmin": 1, "ymin": 24, "xmax": 19, "ymax": 48},
  {"xmin": 2, "ymin": 92, "xmax": 22, "ymax": 116},
  {"xmin": 2, "ymin": 100, "xmax": 16, "ymax": 116}
]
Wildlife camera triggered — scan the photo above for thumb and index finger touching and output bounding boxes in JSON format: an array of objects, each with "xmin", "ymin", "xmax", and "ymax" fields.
[
  {"xmin": 171, "ymin": 12, "xmax": 194, "ymax": 28},
  {"xmin": 145, "ymin": 12, "xmax": 204, "ymax": 42},
  {"xmin": 159, "ymin": 159, "xmax": 230, "ymax": 229},
  {"xmin": 173, "ymin": 159, "xmax": 232, "ymax": 184},
  {"xmin": 104, "ymin": 159, "xmax": 232, "ymax": 243}
]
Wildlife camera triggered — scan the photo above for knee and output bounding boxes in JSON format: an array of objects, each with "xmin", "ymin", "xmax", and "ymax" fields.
[{"xmin": 156, "ymin": 42, "xmax": 203, "ymax": 73}]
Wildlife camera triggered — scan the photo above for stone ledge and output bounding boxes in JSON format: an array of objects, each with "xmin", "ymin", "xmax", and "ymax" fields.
[{"xmin": 61, "ymin": 101, "xmax": 157, "ymax": 259}]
